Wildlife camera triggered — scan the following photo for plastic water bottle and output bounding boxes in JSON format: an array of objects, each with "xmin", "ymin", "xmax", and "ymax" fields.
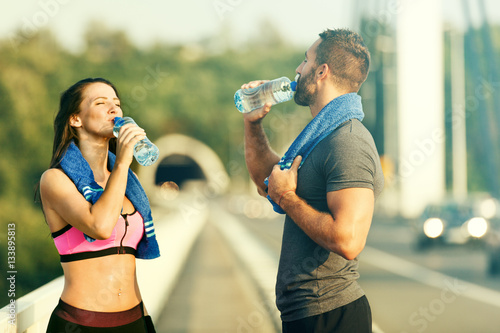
[
  {"xmin": 234, "ymin": 77, "xmax": 297, "ymax": 113},
  {"xmin": 113, "ymin": 117, "xmax": 160, "ymax": 166}
]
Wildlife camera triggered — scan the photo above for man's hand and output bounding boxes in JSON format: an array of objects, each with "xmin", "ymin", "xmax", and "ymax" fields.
[
  {"xmin": 241, "ymin": 80, "xmax": 272, "ymax": 123},
  {"xmin": 268, "ymin": 156, "xmax": 302, "ymax": 206},
  {"xmin": 268, "ymin": 153, "xmax": 374, "ymax": 259}
]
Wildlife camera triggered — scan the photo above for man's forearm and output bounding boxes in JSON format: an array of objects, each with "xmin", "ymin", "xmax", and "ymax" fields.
[
  {"xmin": 278, "ymin": 191, "xmax": 366, "ymax": 260},
  {"xmin": 244, "ymin": 120, "xmax": 280, "ymax": 194}
]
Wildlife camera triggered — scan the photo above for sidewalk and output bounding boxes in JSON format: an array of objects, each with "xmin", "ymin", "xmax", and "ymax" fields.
[{"xmin": 155, "ymin": 219, "xmax": 277, "ymax": 333}]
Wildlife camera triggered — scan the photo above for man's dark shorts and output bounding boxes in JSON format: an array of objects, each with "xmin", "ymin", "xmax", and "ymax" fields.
[{"xmin": 282, "ymin": 295, "xmax": 372, "ymax": 333}]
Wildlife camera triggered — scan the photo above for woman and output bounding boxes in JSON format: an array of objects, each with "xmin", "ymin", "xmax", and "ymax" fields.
[{"xmin": 39, "ymin": 78, "xmax": 160, "ymax": 332}]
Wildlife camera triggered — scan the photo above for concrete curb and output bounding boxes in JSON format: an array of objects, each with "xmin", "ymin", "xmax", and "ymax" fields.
[
  {"xmin": 211, "ymin": 206, "xmax": 282, "ymax": 331},
  {"xmin": 137, "ymin": 207, "xmax": 208, "ymax": 320}
]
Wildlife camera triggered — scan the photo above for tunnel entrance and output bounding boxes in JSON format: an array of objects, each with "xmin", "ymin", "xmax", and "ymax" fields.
[
  {"xmin": 155, "ymin": 154, "xmax": 206, "ymax": 188},
  {"xmin": 138, "ymin": 134, "xmax": 229, "ymax": 206}
]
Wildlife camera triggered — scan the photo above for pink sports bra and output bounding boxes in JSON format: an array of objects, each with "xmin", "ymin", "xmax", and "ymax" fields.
[{"xmin": 52, "ymin": 210, "xmax": 144, "ymax": 263}]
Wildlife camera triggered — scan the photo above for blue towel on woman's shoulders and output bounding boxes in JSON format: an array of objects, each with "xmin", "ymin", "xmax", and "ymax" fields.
[
  {"xmin": 59, "ymin": 142, "xmax": 160, "ymax": 259},
  {"xmin": 265, "ymin": 93, "xmax": 365, "ymax": 214}
]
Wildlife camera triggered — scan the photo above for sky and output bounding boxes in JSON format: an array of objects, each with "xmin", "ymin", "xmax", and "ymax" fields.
[{"xmin": 1, "ymin": 0, "xmax": 500, "ymax": 53}]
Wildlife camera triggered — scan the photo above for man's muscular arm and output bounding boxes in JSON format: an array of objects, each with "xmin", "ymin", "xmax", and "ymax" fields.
[
  {"xmin": 268, "ymin": 156, "xmax": 374, "ymax": 260},
  {"xmin": 241, "ymin": 81, "xmax": 281, "ymax": 195}
]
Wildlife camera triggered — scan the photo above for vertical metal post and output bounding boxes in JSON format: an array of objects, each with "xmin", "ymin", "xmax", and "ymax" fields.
[
  {"xmin": 397, "ymin": 0, "xmax": 445, "ymax": 218},
  {"xmin": 462, "ymin": 0, "xmax": 500, "ymax": 198},
  {"xmin": 450, "ymin": 30, "xmax": 468, "ymax": 200}
]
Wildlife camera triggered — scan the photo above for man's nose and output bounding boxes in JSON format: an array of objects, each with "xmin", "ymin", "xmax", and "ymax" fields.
[{"xmin": 295, "ymin": 63, "xmax": 303, "ymax": 74}]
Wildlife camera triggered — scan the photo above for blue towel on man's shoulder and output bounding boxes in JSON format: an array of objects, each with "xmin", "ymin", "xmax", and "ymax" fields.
[
  {"xmin": 59, "ymin": 142, "xmax": 160, "ymax": 259},
  {"xmin": 265, "ymin": 93, "xmax": 365, "ymax": 214}
]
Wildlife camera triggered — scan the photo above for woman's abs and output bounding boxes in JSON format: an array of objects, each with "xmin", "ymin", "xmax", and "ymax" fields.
[{"xmin": 60, "ymin": 254, "xmax": 141, "ymax": 312}]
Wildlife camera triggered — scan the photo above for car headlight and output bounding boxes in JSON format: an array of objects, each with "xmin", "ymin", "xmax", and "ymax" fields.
[
  {"xmin": 480, "ymin": 198, "xmax": 497, "ymax": 219},
  {"xmin": 466, "ymin": 217, "xmax": 488, "ymax": 238},
  {"xmin": 423, "ymin": 218, "xmax": 444, "ymax": 238}
]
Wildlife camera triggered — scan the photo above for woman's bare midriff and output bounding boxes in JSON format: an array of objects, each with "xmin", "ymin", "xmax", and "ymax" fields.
[{"xmin": 60, "ymin": 253, "xmax": 141, "ymax": 312}]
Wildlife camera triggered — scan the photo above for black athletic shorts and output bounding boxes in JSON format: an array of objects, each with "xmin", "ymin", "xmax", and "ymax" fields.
[
  {"xmin": 282, "ymin": 295, "xmax": 372, "ymax": 333},
  {"xmin": 46, "ymin": 299, "xmax": 156, "ymax": 333}
]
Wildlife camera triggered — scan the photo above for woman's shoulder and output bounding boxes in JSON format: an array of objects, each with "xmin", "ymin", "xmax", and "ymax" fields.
[
  {"xmin": 40, "ymin": 167, "xmax": 67, "ymax": 184},
  {"xmin": 39, "ymin": 168, "xmax": 75, "ymax": 232},
  {"xmin": 40, "ymin": 168, "xmax": 73, "ymax": 195}
]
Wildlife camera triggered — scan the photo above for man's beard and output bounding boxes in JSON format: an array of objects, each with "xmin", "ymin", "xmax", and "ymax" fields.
[{"xmin": 294, "ymin": 68, "xmax": 317, "ymax": 107}]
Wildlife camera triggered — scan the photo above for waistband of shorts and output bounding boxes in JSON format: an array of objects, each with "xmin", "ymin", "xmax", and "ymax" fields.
[{"xmin": 54, "ymin": 299, "xmax": 144, "ymax": 328}]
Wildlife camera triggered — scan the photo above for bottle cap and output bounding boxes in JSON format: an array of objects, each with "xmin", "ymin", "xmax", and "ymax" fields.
[
  {"xmin": 290, "ymin": 81, "xmax": 297, "ymax": 92},
  {"xmin": 113, "ymin": 117, "xmax": 122, "ymax": 124}
]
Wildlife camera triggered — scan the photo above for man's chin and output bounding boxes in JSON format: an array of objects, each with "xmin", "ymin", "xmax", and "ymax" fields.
[{"xmin": 294, "ymin": 94, "xmax": 309, "ymax": 107}]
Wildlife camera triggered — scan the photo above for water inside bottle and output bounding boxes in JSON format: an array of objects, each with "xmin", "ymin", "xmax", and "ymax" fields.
[
  {"xmin": 113, "ymin": 117, "xmax": 126, "ymax": 137},
  {"xmin": 234, "ymin": 92, "xmax": 245, "ymax": 113},
  {"xmin": 134, "ymin": 141, "xmax": 159, "ymax": 166},
  {"xmin": 234, "ymin": 77, "xmax": 294, "ymax": 113}
]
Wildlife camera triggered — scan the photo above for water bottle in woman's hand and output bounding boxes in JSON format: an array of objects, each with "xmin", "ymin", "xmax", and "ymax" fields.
[{"xmin": 113, "ymin": 117, "xmax": 159, "ymax": 166}]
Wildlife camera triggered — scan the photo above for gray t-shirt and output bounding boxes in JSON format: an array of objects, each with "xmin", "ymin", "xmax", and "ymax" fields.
[{"xmin": 276, "ymin": 119, "xmax": 384, "ymax": 322}]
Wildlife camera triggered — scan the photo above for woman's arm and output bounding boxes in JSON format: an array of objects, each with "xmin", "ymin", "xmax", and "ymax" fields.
[{"xmin": 40, "ymin": 124, "xmax": 145, "ymax": 239}]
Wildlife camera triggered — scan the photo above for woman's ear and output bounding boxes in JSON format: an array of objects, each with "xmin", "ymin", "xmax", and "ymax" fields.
[{"xmin": 69, "ymin": 114, "xmax": 82, "ymax": 128}]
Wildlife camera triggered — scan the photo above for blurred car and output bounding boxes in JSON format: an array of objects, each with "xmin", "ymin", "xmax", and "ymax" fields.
[
  {"xmin": 414, "ymin": 199, "xmax": 494, "ymax": 251},
  {"xmin": 483, "ymin": 200, "xmax": 500, "ymax": 276},
  {"xmin": 486, "ymin": 226, "xmax": 500, "ymax": 276}
]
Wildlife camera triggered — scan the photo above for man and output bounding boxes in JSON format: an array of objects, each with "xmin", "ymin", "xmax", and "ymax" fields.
[{"xmin": 241, "ymin": 28, "xmax": 384, "ymax": 332}]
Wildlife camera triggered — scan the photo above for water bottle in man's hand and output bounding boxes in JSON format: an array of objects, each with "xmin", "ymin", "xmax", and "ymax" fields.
[{"xmin": 234, "ymin": 77, "xmax": 297, "ymax": 113}]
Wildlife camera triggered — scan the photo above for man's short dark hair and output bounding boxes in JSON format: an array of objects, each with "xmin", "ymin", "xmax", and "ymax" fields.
[{"xmin": 316, "ymin": 28, "xmax": 370, "ymax": 92}]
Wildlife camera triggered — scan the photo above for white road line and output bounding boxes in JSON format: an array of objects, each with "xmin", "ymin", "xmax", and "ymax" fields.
[
  {"xmin": 372, "ymin": 322, "xmax": 385, "ymax": 333},
  {"xmin": 213, "ymin": 207, "xmax": 385, "ymax": 333},
  {"xmin": 212, "ymin": 207, "xmax": 282, "ymax": 329},
  {"xmin": 361, "ymin": 246, "xmax": 500, "ymax": 308}
]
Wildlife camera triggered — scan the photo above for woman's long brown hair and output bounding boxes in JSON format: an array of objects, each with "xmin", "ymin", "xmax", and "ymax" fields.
[
  {"xmin": 35, "ymin": 78, "xmax": 119, "ymax": 209},
  {"xmin": 50, "ymin": 78, "xmax": 119, "ymax": 168}
]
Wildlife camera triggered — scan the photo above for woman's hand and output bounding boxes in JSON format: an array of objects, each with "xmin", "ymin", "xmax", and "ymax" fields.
[{"xmin": 114, "ymin": 123, "xmax": 146, "ymax": 167}]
